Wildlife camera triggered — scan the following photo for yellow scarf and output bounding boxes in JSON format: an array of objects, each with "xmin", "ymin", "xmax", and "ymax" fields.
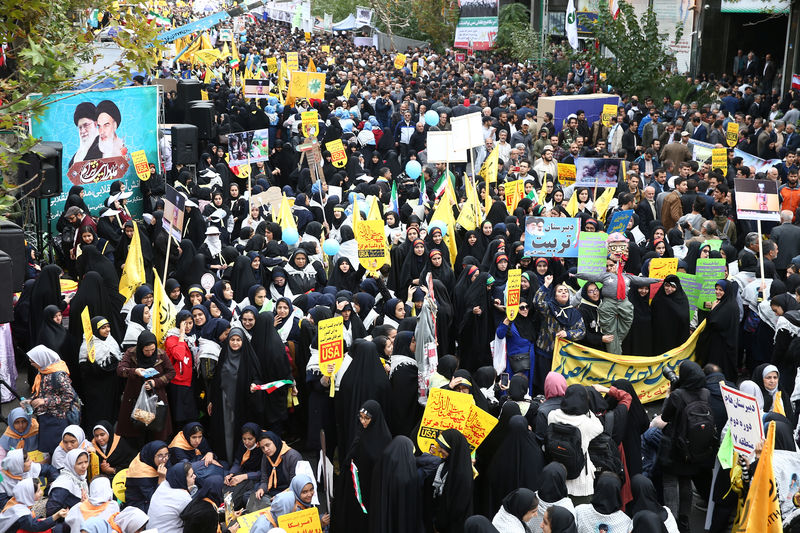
[
  {"xmin": 265, "ymin": 443, "xmax": 291, "ymax": 491},
  {"xmin": 31, "ymin": 361, "xmax": 70, "ymax": 395},
  {"xmin": 79, "ymin": 500, "xmax": 110, "ymax": 520},
  {"xmin": 2, "ymin": 419, "xmax": 39, "ymax": 449},
  {"xmin": 126, "ymin": 454, "xmax": 158, "ymax": 479},
  {"xmin": 93, "ymin": 434, "xmax": 120, "ymax": 461},
  {"xmin": 168, "ymin": 432, "xmax": 201, "ymax": 455}
]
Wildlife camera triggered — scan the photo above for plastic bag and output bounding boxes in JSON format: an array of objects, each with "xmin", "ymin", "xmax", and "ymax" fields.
[{"xmin": 131, "ymin": 384, "xmax": 158, "ymax": 427}]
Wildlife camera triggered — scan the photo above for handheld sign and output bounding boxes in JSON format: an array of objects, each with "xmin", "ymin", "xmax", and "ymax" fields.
[
  {"xmin": 278, "ymin": 507, "xmax": 323, "ymax": 533},
  {"xmin": 356, "ymin": 219, "xmax": 389, "ymax": 272},
  {"xmin": 131, "ymin": 150, "xmax": 151, "ymax": 181},
  {"xmin": 720, "ymin": 382, "xmax": 763, "ymax": 457},
  {"xmin": 734, "ymin": 178, "xmax": 780, "ymax": 222},
  {"xmin": 711, "ymin": 148, "xmax": 727, "ymax": 171},
  {"xmin": 605, "ymin": 209, "xmax": 633, "ymax": 235},
  {"xmin": 318, "ymin": 316, "xmax": 344, "ymax": 396},
  {"xmin": 601, "ymin": 104, "xmax": 616, "ymax": 127},
  {"xmin": 325, "ymin": 139, "xmax": 347, "ymax": 168},
  {"xmin": 394, "ymin": 53, "xmax": 406, "ymax": 69},
  {"xmin": 649, "ymin": 258, "xmax": 678, "ymax": 279},
  {"xmin": 81, "ymin": 307, "xmax": 96, "ymax": 364},
  {"xmin": 301, "ymin": 110, "xmax": 319, "ymax": 137},
  {"xmin": 726, "ymin": 122, "xmax": 739, "ymax": 147},
  {"xmin": 505, "ymin": 269, "xmax": 521, "ymax": 321}
]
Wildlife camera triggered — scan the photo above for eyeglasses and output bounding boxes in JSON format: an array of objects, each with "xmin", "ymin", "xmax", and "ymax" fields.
[
  {"xmin": 518, "ymin": 305, "xmax": 529, "ymax": 310},
  {"xmin": 155, "ymin": 452, "xmax": 170, "ymax": 460}
]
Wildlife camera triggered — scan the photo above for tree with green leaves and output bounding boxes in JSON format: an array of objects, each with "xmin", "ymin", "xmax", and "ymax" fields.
[
  {"xmin": 0, "ymin": 0, "xmax": 161, "ymax": 220},
  {"xmin": 494, "ymin": 3, "xmax": 544, "ymax": 63}
]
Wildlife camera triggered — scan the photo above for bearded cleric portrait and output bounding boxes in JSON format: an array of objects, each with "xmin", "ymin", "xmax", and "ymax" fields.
[{"xmin": 69, "ymin": 101, "xmax": 103, "ymax": 167}]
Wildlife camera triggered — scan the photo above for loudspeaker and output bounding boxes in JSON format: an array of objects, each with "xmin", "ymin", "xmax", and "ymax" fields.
[
  {"xmin": 189, "ymin": 103, "xmax": 215, "ymax": 140},
  {"xmin": 0, "ymin": 251, "xmax": 13, "ymax": 324},
  {"xmin": 17, "ymin": 142, "xmax": 62, "ymax": 199},
  {"xmin": 177, "ymin": 79, "xmax": 202, "ymax": 107},
  {"xmin": 0, "ymin": 220, "xmax": 25, "ymax": 292},
  {"xmin": 33, "ymin": 142, "xmax": 63, "ymax": 198},
  {"xmin": 171, "ymin": 124, "xmax": 199, "ymax": 165}
]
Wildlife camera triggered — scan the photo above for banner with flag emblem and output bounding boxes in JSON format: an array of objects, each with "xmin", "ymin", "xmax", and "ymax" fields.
[
  {"xmin": 288, "ymin": 71, "xmax": 326, "ymax": 101},
  {"xmin": 119, "ymin": 222, "xmax": 146, "ymax": 301},
  {"xmin": 152, "ymin": 269, "xmax": 176, "ymax": 349}
]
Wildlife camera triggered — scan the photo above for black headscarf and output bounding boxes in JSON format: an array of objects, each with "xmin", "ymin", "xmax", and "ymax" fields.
[
  {"xmin": 650, "ymin": 274, "xmax": 690, "ymax": 353},
  {"xmin": 631, "ymin": 510, "xmax": 667, "ymax": 533},
  {"xmin": 327, "ymin": 257, "xmax": 362, "ymax": 293},
  {"xmin": 560, "ymin": 384, "xmax": 590, "ymax": 415},
  {"xmin": 68, "ymin": 271, "xmax": 125, "ymax": 343},
  {"xmin": 450, "ymin": 369, "xmax": 490, "ymax": 412},
  {"xmin": 502, "ymin": 488, "xmax": 538, "ymax": 528},
  {"xmin": 229, "ymin": 255, "xmax": 260, "ymax": 302},
  {"xmin": 29, "ymin": 264, "xmax": 63, "ymax": 344},
  {"xmin": 434, "ymin": 429, "xmax": 474, "ymax": 533},
  {"xmin": 437, "ymin": 355, "xmax": 459, "ymax": 381},
  {"xmin": 485, "ymin": 416, "xmax": 543, "ymax": 513},
  {"xmin": 676, "ymin": 360, "xmax": 706, "ymax": 390},
  {"xmin": 37, "ymin": 305, "xmax": 68, "ymax": 353},
  {"xmin": 547, "ymin": 505, "xmax": 578, "ymax": 533},
  {"xmin": 591, "ymin": 472, "xmax": 623, "ymax": 515},
  {"xmin": 538, "ymin": 462, "xmax": 568, "ymax": 503},
  {"xmin": 628, "ymin": 474, "xmax": 667, "ymax": 520},
  {"xmin": 174, "ymin": 239, "xmax": 208, "ymax": 292},
  {"xmin": 464, "ymin": 516, "xmax": 500, "ymax": 533},
  {"xmin": 136, "ymin": 331, "xmax": 158, "ymax": 368},
  {"xmin": 368, "ymin": 435, "xmax": 419, "ymax": 533}
]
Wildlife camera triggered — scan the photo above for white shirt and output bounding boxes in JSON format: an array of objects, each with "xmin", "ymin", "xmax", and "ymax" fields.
[{"xmin": 147, "ymin": 482, "xmax": 192, "ymax": 533}]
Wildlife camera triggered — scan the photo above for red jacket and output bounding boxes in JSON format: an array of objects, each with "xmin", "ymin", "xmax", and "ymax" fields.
[{"xmin": 165, "ymin": 335, "xmax": 193, "ymax": 387}]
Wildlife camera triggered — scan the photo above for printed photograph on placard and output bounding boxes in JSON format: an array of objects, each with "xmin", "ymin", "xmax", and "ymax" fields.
[
  {"xmin": 248, "ymin": 129, "xmax": 270, "ymax": 161},
  {"xmin": 734, "ymin": 178, "xmax": 780, "ymax": 222},
  {"xmin": 574, "ymin": 157, "xmax": 622, "ymax": 188}
]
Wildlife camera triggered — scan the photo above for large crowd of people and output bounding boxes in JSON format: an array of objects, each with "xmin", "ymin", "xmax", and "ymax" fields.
[{"xmin": 4, "ymin": 5, "xmax": 800, "ymax": 533}]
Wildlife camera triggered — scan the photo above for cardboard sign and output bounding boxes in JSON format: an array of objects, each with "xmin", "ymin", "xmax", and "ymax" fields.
[
  {"xmin": 576, "ymin": 232, "xmax": 609, "ymax": 286},
  {"xmin": 726, "ymin": 122, "xmax": 739, "ymax": 147},
  {"xmin": 601, "ymin": 104, "xmax": 616, "ymax": 127},
  {"xmin": 286, "ymin": 52, "xmax": 299, "ymax": 71},
  {"xmin": 696, "ymin": 258, "xmax": 727, "ymax": 309},
  {"xmin": 325, "ymin": 139, "xmax": 347, "ymax": 168},
  {"xmin": 711, "ymin": 148, "xmax": 727, "ymax": 171},
  {"xmin": 301, "ymin": 110, "xmax": 319, "ymax": 137},
  {"xmin": 574, "ymin": 157, "xmax": 623, "ymax": 188},
  {"xmin": 318, "ymin": 316, "xmax": 344, "ymax": 376},
  {"xmin": 356, "ymin": 219, "xmax": 389, "ymax": 272},
  {"xmin": 237, "ymin": 508, "xmax": 272, "ymax": 533},
  {"xmin": 605, "ymin": 209, "xmax": 633, "ymax": 235},
  {"xmin": 131, "ymin": 150, "xmax": 151, "ymax": 181},
  {"xmin": 417, "ymin": 388, "xmax": 474, "ymax": 454},
  {"xmin": 266, "ymin": 57, "xmax": 277, "ymax": 73},
  {"xmin": 278, "ymin": 507, "xmax": 322, "ymax": 533},
  {"xmin": 462, "ymin": 403, "xmax": 498, "ymax": 451},
  {"xmin": 523, "ymin": 217, "xmax": 581, "ymax": 258},
  {"xmin": 426, "ymin": 131, "xmax": 468, "ymax": 163},
  {"xmin": 449, "ymin": 113, "xmax": 484, "ymax": 152},
  {"xmin": 557, "ymin": 163, "xmax": 576, "ymax": 186},
  {"xmin": 394, "ymin": 53, "xmax": 406, "ymax": 69},
  {"xmin": 649, "ymin": 258, "xmax": 678, "ymax": 279},
  {"xmin": 81, "ymin": 307, "xmax": 96, "ymax": 364},
  {"xmin": 504, "ymin": 179, "xmax": 523, "ymax": 213},
  {"xmin": 505, "ymin": 268, "xmax": 521, "ymax": 321},
  {"xmin": 321, "ymin": 45, "xmax": 330, "ymax": 53},
  {"xmin": 734, "ymin": 178, "xmax": 780, "ymax": 222},
  {"xmin": 720, "ymin": 382, "xmax": 764, "ymax": 457}
]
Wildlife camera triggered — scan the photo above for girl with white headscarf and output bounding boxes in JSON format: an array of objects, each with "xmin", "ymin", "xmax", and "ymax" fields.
[
  {"xmin": 0, "ymin": 478, "xmax": 69, "ymax": 532},
  {"xmin": 51, "ymin": 424, "xmax": 94, "ymax": 471},
  {"xmin": 0, "ymin": 449, "xmax": 42, "ymax": 508},
  {"xmin": 26, "ymin": 345, "xmax": 77, "ymax": 456},
  {"xmin": 46, "ymin": 448, "xmax": 90, "ymax": 517},
  {"xmin": 80, "ymin": 506, "xmax": 150, "ymax": 533},
  {"xmin": 65, "ymin": 477, "xmax": 119, "ymax": 533}
]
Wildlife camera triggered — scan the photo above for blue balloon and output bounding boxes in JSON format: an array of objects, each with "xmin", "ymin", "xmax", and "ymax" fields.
[
  {"xmin": 424, "ymin": 110, "xmax": 439, "ymax": 127},
  {"xmin": 405, "ymin": 160, "xmax": 422, "ymax": 180},
  {"xmin": 283, "ymin": 227, "xmax": 299, "ymax": 245},
  {"xmin": 240, "ymin": 35, "xmax": 247, "ymax": 42},
  {"xmin": 323, "ymin": 240, "xmax": 340, "ymax": 256}
]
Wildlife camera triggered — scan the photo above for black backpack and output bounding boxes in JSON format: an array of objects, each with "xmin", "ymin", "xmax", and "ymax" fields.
[
  {"xmin": 545, "ymin": 422, "xmax": 586, "ymax": 480},
  {"xmin": 674, "ymin": 389, "xmax": 718, "ymax": 463},
  {"xmin": 588, "ymin": 411, "xmax": 624, "ymax": 479}
]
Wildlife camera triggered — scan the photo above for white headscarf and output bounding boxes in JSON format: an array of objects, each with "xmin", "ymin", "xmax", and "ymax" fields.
[
  {"xmin": 26, "ymin": 345, "xmax": 61, "ymax": 369},
  {"xmin": 51, "ymin": 448, "xmax": 89, "ymax": 498},
  {"xmin": 113, "ymin": 506, "xmax": 149, "ymax": 533},
  {"xmin": 51, "ymin": 425, "xmax": 90, "ymax": 471},
  {"xmin": 0, "ymin": 478, "xmax": 37, "ymax": 532},
  {"xmin": 738, "ymin": 380, "xmax": 765, "ymax": 410},
  {"xmin": 762, "ymin": 364, "xmax": 780, "ymax": 396},
  {"xmin": 88, "ymin": 477, "xmax": 114, "ymax": 506}
]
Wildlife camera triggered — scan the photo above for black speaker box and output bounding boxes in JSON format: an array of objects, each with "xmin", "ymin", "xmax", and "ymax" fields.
[
  {"xmin": 33, "ymin": 141, "xmax": 63, "ymax": 198},
  {"xmin": 0, "ymin": 251, "xmax": 13, "ymax": 323},
  {"xmin": 171, "ymin": 124, "xmax": 199, "ymax": 165},
  {"xmin": 0, "ymin": 220, "xmax": 25, "ymax": 292},
  {"xmin": 188, "ymin": 102, "xmax": 215, "ymax": 140},
  {"xmin": 177, "ymin": 79, "xmax": 202, "ymax": 107}
]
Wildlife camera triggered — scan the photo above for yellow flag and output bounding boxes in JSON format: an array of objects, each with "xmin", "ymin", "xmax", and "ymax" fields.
[
  {"xmin": 352, "ymin": 196, "xmax": 361, "ymax": 233},
  {"xmin": 565, "ymin": 189, "xmax": 579, "ymax": 216},
  {"xmin": 119, "ymin": 222, "xmax": 146, "ymax": 301},
  {"xmin": 221, "ymin": 41, "xmax": 231, "ymax": 58},
  {"xmin": 736, "ymin": 421, "xmax": 781, "ymax": 533},
  {"xmin": 194, "ymin": 48, "xmax": 221, "ymax": 65},
  {"xmin": 342, "ymin": 80, "xmax": 351, "ymax": 100},
  {"xmin": 456, "ymin": 176, "xmax": 481, "ymax": 231},
  {"xmin": 594, "ymin": 187, "xmax": 617, "ymax": 222},
  {"xmin": 479, "ymin": 145, "xmax": 499, "ymax": 184},
  {"xmin": 200, "ymin": 32, "xmax": 212, "ymax": 50},
  {"xmin": 81, "ymin": 307, "xmax": 95, "ymax": 364},
  {"xmin": 232, "ymin": 38, "xmax": 240, "ymax": 63},
  {"xmin": 152, "ymin": 269, "xmax": 176, "ymax": 349},
  {"xmin": 288, "ymin": 71, "xmax": 326, "ymax": 101},
  {"xmin": 203, "ymin": 68, "xmax": 212, "ymax": 84},
  {"xmin": 276, "ymin": 61, "xmax": 286, "ymax": 105},
  {"xmin": 307, "ymin": 57, "xmax": 316, "ymax": 73},
  {"xmin": 431, "ymin": 198, "xmax": 458, "ymax": 267},
  {"xmin": 367, "ymin": 196, "xmax": 382, "ymax": 221},
  {"xmin": 279, "ymin": 194, "xmax": 297, "ymax": 230},
  {"xmin": 773, "ymin": 390, "xmax": 786, "ymax": 416}
]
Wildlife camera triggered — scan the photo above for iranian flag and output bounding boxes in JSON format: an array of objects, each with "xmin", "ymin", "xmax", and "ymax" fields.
[
  {"xmin": 252, "ymin": 379, "xmax": 293, "ymax": 393},
  {"xmin": 229, "ymin": 56, "xmax": 240, "ymax": 69}
]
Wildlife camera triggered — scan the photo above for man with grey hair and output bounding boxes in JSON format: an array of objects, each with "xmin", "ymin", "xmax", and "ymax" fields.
[
  {"xmin": 738, "ymin": 232, "xmax": 760, "ymax": 265},
  {"xmin": 769, "ymin": 210, "xmax": 800, "ymax": 278}
]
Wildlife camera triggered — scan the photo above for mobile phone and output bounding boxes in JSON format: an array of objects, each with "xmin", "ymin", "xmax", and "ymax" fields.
[{"xmin": 500, "ymin": 373, "xmax": 510, "ymax": 388}]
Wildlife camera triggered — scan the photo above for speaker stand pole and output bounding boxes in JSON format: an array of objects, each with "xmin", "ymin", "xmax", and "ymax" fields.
[
  {"xmin": 34, "ymin": 199, "xmax": 43, "ymax": 260},
  {"xmin": 46, "ymin": 200, "xmax": 55, "ymax": 263}
]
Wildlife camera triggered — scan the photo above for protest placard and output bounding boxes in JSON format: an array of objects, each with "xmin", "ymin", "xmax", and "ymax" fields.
[
  {"xmin": 278, "ymin": 507, "xmax": 323, "ymax": 533},
  {"xmin": 523, "ymin": 217, "xmax": 580, "ymax": 258},
  {"xmin": 505, "ymin": 269, "xmax": 521, "ymax": 320},
  {"xmin": 720, "ymin": 382, "xmax": 763, "ymax": 457},
  {"xmin": 574, "ymin": 158, "xmax": 622, "ymax": 188},
  {"xmin": 417, "ymin": 388, "xmax": 474, "ymax": 454},
  {"xmin": 606, "ymin": 209, "xmax": 633, "ymax": 235},
  {"xmin": 577, "ymin": 232, "xmax": 609, "ymax": 285},
  {"xmin": 427, "ymin": 131, "xmax": 468, "ymax": 163},
  {"xmin": 557, "ymin": 163, "xmax": 576, "ymax": 186},
  {"xmin": 649, "ymin": 258, "xmax": 678, "ymax": 279},
  {"xmin": 355, "ymin": 219, "xmax": 389, "ymax": 272},
  {"xmin": 734, "ymin": 178, "xmax": 780, "ymax": 222},
  {"xmin": 696, "ymin": 258, "xmax": 727, "ymax": 309}
]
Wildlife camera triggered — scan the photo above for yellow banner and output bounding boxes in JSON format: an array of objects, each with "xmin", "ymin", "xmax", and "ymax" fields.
[
  {"xmin": 301, "ymin": 110, "xmax": 319, "ymax": 137},
  {"xmin": 266, "ymin": 57, "xmax": 277, "ymax": 73},
  {"xmin": 505, "ymin": 269, "xmax": 521, "ymax": 321},
  {"xmin": 356, "ymin": 219, "xmax": 389, "ymax": 272},
  {"xmin": 81, "ymin": 307, "xmax": 95, "ymax": 364},
  {"xmin": 504, "ymin": 179, "xmax": 523, "ymax": 213},
  {"xmin": 726, "ymin": 122, "xmax": 739, "ymax": 148},
  {"xmin": 152, "ymin": 269, "xmax": 177, "ymax": 349},
  {"xmin": 557, "ymin": 163, "xmax": 576, "ymax": 186},
  {"xmin": 119, "ymin": 221, "xmax": 145, "ymax": 301},
  {"xmin": 131, "ymin": 150, "xmax": 150, "ymax": 181},
  {"xmin": 286, "ymin": 51, "xmax": 299, "ymax": 71},
  {"xmin": 304, "ymin": 31, "xmax": 311, "ymax": 42},
  {"xmin": 278, "ymin": 507, "xmax": 322, "ymax": 533},
  {"xmin": 288, "ymin": 71, "xmax": 326, "ymax": 101},
  {"xmin": 325, "ymin": 139, "xmax": 347, "ymax": 168},
  {"xmin": 193, "ymin": 48, "xmax": 221, "ymax": 65},
  {"xmin": 394, "ymin": 52, "xmax": 406, "ymax": 69},
  {"xmin": 601, "ymin": 104, "xmax": 616, "ymax": 127},
  {"xmin": 711, "ymin": 147, "xmax": 727, "ymax": 171},
  {"xmin": 552, "ymin": 321, "xmax": 706, "ymax": 403},
  {"xmin": 318, "ymin": 316, "xmax": 344, "ymax": 376},
  {"xmin": 417, "ymin": 388, "xmax": 497, "ymax": 454},
  {"xmin": 649, "ymin": 258, "xmax": 678, "ymax": 279},
  {"xmin": 736, "ymin": 421, "xmax": 781, "ymax": 533},
  {"xmin": 321, "ymin": 45, "xmax": 330, "ymax": 53},
  {"xmin": 237, "ymin": 508, "xmax": 272, "ymax": 533}
]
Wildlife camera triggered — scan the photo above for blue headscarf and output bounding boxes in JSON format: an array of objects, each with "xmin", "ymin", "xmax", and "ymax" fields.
[{"xmin": 166, "ymin": 461, "xmax": 189, "ymax": 490}]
